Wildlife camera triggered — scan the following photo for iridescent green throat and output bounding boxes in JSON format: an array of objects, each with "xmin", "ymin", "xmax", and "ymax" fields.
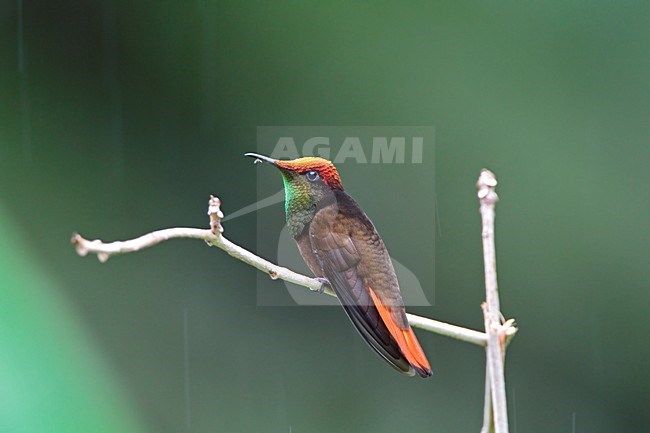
[{"xmin": 281, "ymin": 174, "xmax": 316, "ymax": 238}]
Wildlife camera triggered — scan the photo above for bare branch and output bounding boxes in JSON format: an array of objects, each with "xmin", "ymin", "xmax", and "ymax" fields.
[
  {"xmin": 477, "ymin": 169, "xmax": 516, "ymax": 433},
  {"xmin": 71, "ymin": 228, "xmax": 214, "ymax": 263},
  {"xmin": 480, "ymin": 363, "xmax": 494, "ymax": 433},
  {"xmin": 406, "ymin": 313, "xmax": 486, "ymax": 346},
  {"xmin": 72, "ymin": 195, "xmax": 488, "ymax": 347}
]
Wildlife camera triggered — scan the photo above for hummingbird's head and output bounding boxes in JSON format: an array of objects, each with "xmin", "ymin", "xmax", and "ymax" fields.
[{"xmin": 245, "ymin": 152, "xmax": 343, "ymax": 224}]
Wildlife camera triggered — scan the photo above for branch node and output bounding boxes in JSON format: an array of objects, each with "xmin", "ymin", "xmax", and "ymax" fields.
[
  {"xmin": 71, "ymin": 233, "xmax": 87, "ymax": 256},
  {"xmin": 498, "ymin": 319, "xmax": 518, "ymax": 349},
  {"xmin": 71, "ymin": 233, "xmax": 110, "ymax": 262},
  {"xmin": 208, "ymin": 195, "xmax": 224, "ymax": 234},
  {"xmin": 477, "ymin": 169, "xmax": 499, "ymax": 204}
]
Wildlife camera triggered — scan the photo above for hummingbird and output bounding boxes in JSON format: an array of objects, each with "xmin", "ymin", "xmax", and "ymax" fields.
[{"xmin": 245, "ymin": 153, "xmax": 432, "ymax": 377}]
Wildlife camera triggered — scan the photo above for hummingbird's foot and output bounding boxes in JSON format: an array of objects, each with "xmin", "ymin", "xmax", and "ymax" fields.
[{"xmin": 313, "ymin": 277, "xmax": 331, "ymax": 294}]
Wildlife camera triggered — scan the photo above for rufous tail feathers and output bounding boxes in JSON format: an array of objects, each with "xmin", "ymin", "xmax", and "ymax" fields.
[{"xmin": 368, "ymin": 288, "xmax": 432, "ymax": 378}]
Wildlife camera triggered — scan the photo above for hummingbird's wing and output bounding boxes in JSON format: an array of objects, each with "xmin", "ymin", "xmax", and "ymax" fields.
[
  {"xmin": 309, "ymin": 216, "xmax": 413, "ymax": 376},
  {"xmin": 309, "ymin": 193, "xmax": 432, "ymax": 377}
]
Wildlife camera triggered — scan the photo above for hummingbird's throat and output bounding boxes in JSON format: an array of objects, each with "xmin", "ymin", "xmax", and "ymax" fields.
[{"xmin": 282, "ymin": 176, "xmax": 316, "ymax": 238}]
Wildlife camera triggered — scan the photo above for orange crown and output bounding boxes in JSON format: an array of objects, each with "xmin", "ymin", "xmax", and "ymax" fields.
[{"xmin": 275, "ymin": 157, "xmax": 344, "ymax": 190}]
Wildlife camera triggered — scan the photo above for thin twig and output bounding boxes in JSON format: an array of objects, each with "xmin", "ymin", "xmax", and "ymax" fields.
[
  {"xmin": 477, "ymin": 169, "xmax": 514, "ymax": 433},
  {"xmin": 406, "ymin": 313, "xmax": 487, "ymax": 346},
  {"xmin": 480, "ymin": 362, "xmax": 494, "ymax": 433},
  {"xmin": 71, "ymin": 195, "xmax": 488, "ymax": 347}
]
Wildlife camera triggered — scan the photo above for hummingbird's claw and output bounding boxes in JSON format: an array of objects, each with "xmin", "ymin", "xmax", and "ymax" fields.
[{"xmin": 313, "ymin": 277, "xmax": 331, "ymax": 294}]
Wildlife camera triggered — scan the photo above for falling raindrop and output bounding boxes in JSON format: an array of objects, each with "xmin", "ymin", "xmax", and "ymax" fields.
[
  {"xmin": 199, "ymin": 1, "xmax": 219, "ymax": 140},
  {"xmin": 17, "ymin": 0, "xmax": 24, "ymax": 73},
  {"xmin": 511, "ymin": 386, "xmax": 518, "ymax": 433},
  {"xmin": 183, "ymin": 307, "xmax": 192, "ymax": 432},
  {"xmin": 102, "ymin": 0, "xmax": 125, "ymax": 179},
  {"xmin": 17, "ymin": 0, "xmax": 32, "ymax": 163},
  {"xmin": 572, "ymin": 412, "xmax": 577, "ymax": 433}
]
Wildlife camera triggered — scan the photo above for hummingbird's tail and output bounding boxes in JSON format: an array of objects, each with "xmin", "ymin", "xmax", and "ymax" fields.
[{"xmin": 368, "ymin": 288, "xmax": 433, "ymax": 378}]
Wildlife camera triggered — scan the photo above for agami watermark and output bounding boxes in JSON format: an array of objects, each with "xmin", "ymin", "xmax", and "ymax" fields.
[{"xmin": 271, "ymin": 135, "xmax": 425, "ymax": 164}]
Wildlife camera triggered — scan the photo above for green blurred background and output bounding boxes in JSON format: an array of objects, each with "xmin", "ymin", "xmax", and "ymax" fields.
[{"xmin": 1, "ymin": 1, "xmax": 649, "ymax": 432}]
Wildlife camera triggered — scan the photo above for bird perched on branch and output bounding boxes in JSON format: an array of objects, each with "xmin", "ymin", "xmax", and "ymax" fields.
[{"xmin": 246, "ymin": 153, "xmax": 432, "ymax": 377}]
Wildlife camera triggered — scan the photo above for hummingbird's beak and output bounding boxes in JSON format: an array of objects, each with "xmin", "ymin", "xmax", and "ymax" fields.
[{"xmin": 244, "ymin": 152, "xmax": 277, "ymax": 165}]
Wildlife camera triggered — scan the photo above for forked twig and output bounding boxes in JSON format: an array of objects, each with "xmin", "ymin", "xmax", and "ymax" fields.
[{"xmin": 477, "ymin": 169, "xmax": 517, "ymax": 433}]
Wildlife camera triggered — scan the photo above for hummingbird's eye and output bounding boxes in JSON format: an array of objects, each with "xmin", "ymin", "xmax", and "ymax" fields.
[{"xmin": 306, "ymin": 170, "xmax": 320, "ymax": 182}]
